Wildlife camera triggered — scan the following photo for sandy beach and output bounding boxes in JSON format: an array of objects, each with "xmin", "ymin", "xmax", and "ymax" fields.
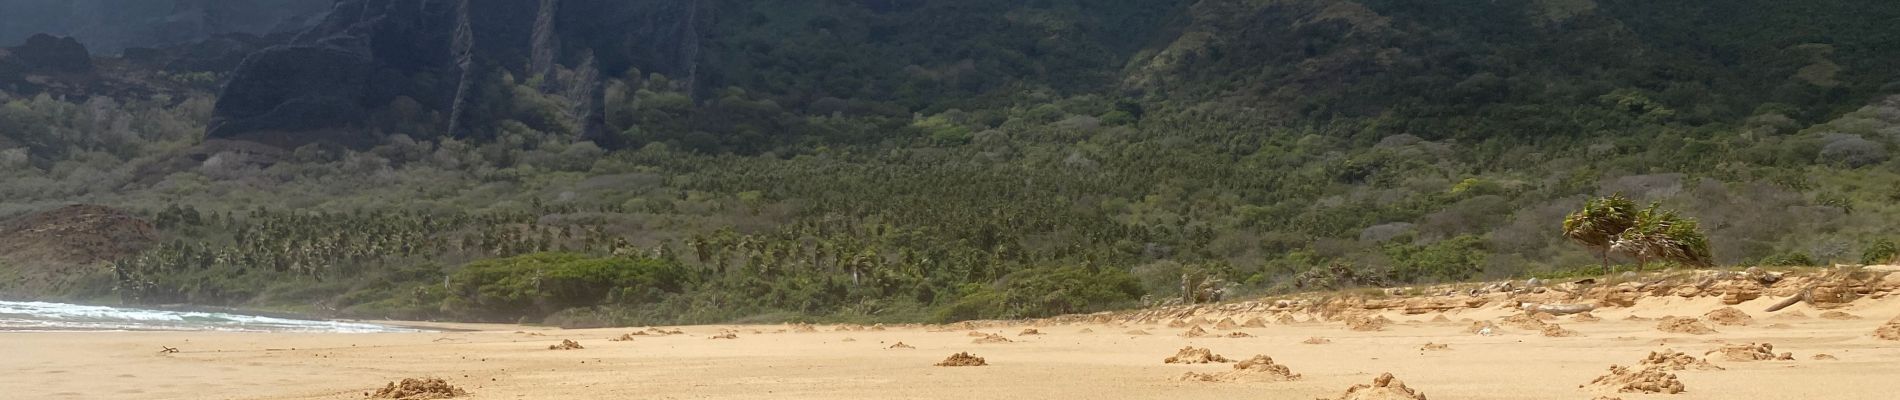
[{"xmin": 3, "ymin": 293, "xmax": 1897, "ymax": 400}]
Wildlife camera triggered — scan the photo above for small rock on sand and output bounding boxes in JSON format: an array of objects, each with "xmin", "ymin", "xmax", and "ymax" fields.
[{"xmin": 1418, "ymin": 342, "xmax": 1449, "ymax": 351}]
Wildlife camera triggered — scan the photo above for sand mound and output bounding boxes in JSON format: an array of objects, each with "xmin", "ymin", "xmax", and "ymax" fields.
[
  {"xmin": 1584, "ymin": 365, "xmax": 1684, "ymax": 394},
  {"xmin": 973, "ymin": 334, "xmax": 1013, "ymax": 344},
  {"xmin": 1019, "ymin": 328, "xmax": 1042, "ymax": 336},
  {"xmin": 1168, "ymin": 319, "xmax": 1190, "ymax": 328},
  {"xmin": 1502, "ymin": 313, "xmax": 1551, "ymax": 330},
  {"xmin": 1542, "ymin": 323, "xmax": 1580, "ymax": 337},
  {"xmin": 1182, "ymin": 325, "xmax": 1212, "ymax": 338},
  {"xmin": 609, "ymin": 333, "xmax": 639, "ymax": 342},
  {"xmin": 1418, "ymin": 342, "xmax": 1450, "ymax": 351},
  {"xmin": 1330, "ymin": 373, "xmax": 1427, "ymax": 400},
  {"xmin": 1125, "ymin": 329, "xmax": 1152, "ymax": 335},
  {"xmin": 1819, "ymin": 311, "xmax": 1860, "ymax": 320},
  {"xmin": 1571, "ymin": 312, "xmax": 1602, "ymax": 322},
  {"xmin": 371, "ymin": 378, "xmax": 466, "ymax": 399},
  {"xmin": 1214, "ymin": 318, "xmax": 1240, "ymax": 330},
  {"xmin": 935, "ymin": 352, "xmax": 988, "ymax": 367},
  {"xmin": 1302, "ymin": 337, "xmax": 1332, "ymax": 344},
  {"xmin": 871, "ymin": 324, "xmax": 887, "ymax": 331},
  {"xmin": 1164, "ymin": 346, "xmax": 1233, "ymax": 364},
  {"xmin": 1242, "ymin": 317, "xmax": 1269, "ymax": 328},
  {"xmin": 1429, "ymin": 314, "xmax": 1452, "ymax": 323},
  {"xmin": 1274, "ymin": 313, "xmax": 1299, "ymax": 325},
  {"xmin": 1768, "ymin": 310, "xmax": 1809, "ymax": 320},
  {"xmin": 1225, "ymin": 332, "xmax": 1254, "ymax": 338},
  {"xmin": 1640, "ymin": 350, "xmax": 1723, "ymax": 371},
  {"xmin": 1656, "ymin": 317, "xmax": 1716, "ymax": 335},
  {"xmin": 1180, "ymin": 355, "xmax": 1303, "ymax": 383},
  {"xmin": 1878, "ymin": 318, "xmax": 1900, "ymax": 340},
  {"xmin": 1702, "ymin": 307, "xmax": 1753, "ymax": 326},
  {"xmin": 790, "ymin": 324, "xmax": 818, "ymax": 333},
  {"xmin": 888, "ymin": 342, "xmax": 916, "ymax": 349},
  {"xmin": 1811, "ymin": 353, "xmax": 1838, "ymax": 360},
  {"xmin": 1466, "ymin": 321, "xmax": 1500, "ymax": 335},
  {"xmin": 1346, "ymin": 314, "xmax": 1390, "ymax": 331},
  {"xmin": 547, "ymin": 340, "xmax": 584, "ymax": 350},
  {"xmin": 1706, "ymin": 343, "xmax": 1793, "ymax": 361},
  {"xmin": 1622, "ymin": 315, "xmax": 1653, "ymax": 321},
  {"xmin": 709, "ymin": 333, "xmax": 738, "ymax": 340}
]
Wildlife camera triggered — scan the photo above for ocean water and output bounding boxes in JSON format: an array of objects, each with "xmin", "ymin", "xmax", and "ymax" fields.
[{"xmin": 0, "ymin": 301, "xmax": 419, "ymax": 333}]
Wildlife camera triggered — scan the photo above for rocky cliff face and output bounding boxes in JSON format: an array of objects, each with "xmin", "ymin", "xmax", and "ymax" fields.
[
  {"xmin": 0, "ymin": 0, "xmax": 329, "ymax": 52},
  {"xmin": 208, "ymin": 0, "xmax": 708, "ymax": 148}
]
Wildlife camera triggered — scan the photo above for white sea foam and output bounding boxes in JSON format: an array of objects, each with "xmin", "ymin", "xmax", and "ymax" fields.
[{"xmin": 0, "ymin": 301, "xmax": 418, "ymax": 333}]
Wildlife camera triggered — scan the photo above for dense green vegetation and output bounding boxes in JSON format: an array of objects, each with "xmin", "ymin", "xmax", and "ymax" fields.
[{"xmin": 6, "ymin": 0, "xmax": 1900, "ymax": 324}]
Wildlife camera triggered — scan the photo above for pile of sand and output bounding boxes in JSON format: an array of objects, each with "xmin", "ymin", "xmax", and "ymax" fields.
[
  {"xmin": 1705, "ymin": 343, "xmax": 1793, "ymax": 361},
  {"xmin": 1242, "ymin": 317, "xmax": 1269, "ymax": 328},
  {"xmin": 1878, "ymin": 317, "xmax": 1900, "ymax": 340},
  {"xmin": 1541, "ymin": 323, "xmax": 1580, "ymax": 337},
  {"xmin": 790, "ymin": 324, "xmax": 818, "ymax": 333},
  {"xmin": 1180, "ymin": 355, "xmax": 1303, "ymax": 383},
  {"xmin": 1502, "ymin": 313, "xmax": 1551, "ymax": 330},
  {"xmin": 1819, "ymin": 311, "xmax": 1860, "ymax": 320},
  {"xmin": 1274, "ymin": 314, "xmax": 1299, "ymax": 325},
  {"xmin": 1225, "ymin": 332, "xmax": 1254, "ymax": 338},
  {"xmin": 371, "ymin": 378, "xmax": 466, "ymax": 399},
  {"xmin": 1418, "ymin": 342, "xmax": 1450, "ymax": 351},
  {"xmin": 1702, "ymin": 307, "xmax": 1754, "ymax": 326},
  {"xmin": 966, "ymin": 331, "xmax": 990, "ymax": 337},
  {"xmin": 1466, "ymin": 321, "xmax": 1500, "ymax": 335},
  {"xmin": 973, "ymin": 334, "xmax": 1012, "ymax": 344},
  {"xmin": 1019, "ymin": 329, "xmax": 1043, "ymax": 336},
  {"xmin": 709, "ymin": 333, "xmax": 738, "ymax": 340},
  {"xmin": 1812, "ymin": 353, "xmax": 1839, "ymax": 360},
  {"xmin": 609, "ymin": 333, "xmax": 638, "ymax": 342},
  {"xmin": 888, "ymin": 342, "xmax": 916, "ymax": 349},
  {"xmin": 1656, "ymin": 317, "xmax": 1717, "ymax": 335},
  {"xmin": 1768, "ymin": 310, "xmax": 1809, "ymax": 320},
  {"xmin": 1571, "ymin": 312, "xmax": 1602, "ymax": 322},
  {"xmin": 1125, "ymin": 329, "xmax": 1153, "ymax": 335},
  {"xmin": 1429, "ymin": 314, "xmax": 1452, "ymax": 323},
  {"xmin": 1302, "ymin": 337, "xmax": 1332, "ymax": 344},
  {"xmin": 1164, "ymin": 346, "xmax": 1233, "ymax": 364},
  {"xmin": 1346, "ymin": 315, "xmax": 1390, "ymax": 331},
  {"xmin": 1641, "ymin": 350, "xmax": 1723, "ymax": 371},
  {"xmin": 1330, "ymin": 373, "xmax": 1428, "ymax": 400},
  {"xmin": 1584, "ymin": 365, "xmax": 1684, "ymax": 394},
  {"xmin": 1215, "ymin": 318, "xmax": 1240, "ymax": 330},
  {"xmin": 1182, "ymin": 325, "xmax": 1212, "ymax": 338},
  {"xmin": 547, "ymin": 340, "xmax": 584, "ymax": 350},
  {"xmin": 935, "ymin": 352, "xmax": 987, "ymax": 367},
  {"xmin": 1622, "ymin": 315, "xmax": 1653, "ymax": 322}
]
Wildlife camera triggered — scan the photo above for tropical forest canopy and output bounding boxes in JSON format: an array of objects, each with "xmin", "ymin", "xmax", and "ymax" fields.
[{"xmin": 2, "ymin": 0, "xmax": 1899, "ymax": 326}]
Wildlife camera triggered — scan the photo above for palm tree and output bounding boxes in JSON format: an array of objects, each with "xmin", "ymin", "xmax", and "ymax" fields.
[
  {"xmin": 1609, "ymin": 205, "xmax": 1713, "ymax": 270},
  {"xmin": 1563, "ymin": 194, "xmax": 1638, "ymax": 268}
]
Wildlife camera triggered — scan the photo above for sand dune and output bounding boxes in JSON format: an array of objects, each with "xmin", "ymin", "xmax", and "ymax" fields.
[{"xmin": 4, "ymin": 277, "xmax": 1900, "ymax": 399}]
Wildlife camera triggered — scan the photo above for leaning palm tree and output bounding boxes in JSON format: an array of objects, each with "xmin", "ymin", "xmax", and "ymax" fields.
[
  {"xmin": 1608, "ymin": 204, "xmax": 1714, "ymax": 270},
  {"xmin": 1563, "ymin": 194, "xmax": 1638, "ymax": 268}
]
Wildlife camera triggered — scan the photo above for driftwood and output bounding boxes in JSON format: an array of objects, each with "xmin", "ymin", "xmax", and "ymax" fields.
[
  {"xmin": 1521, "ymin": 303, "xmax": 1596, "ymax": 315},
  {"xmin": 1764, "ymin": 290, "xmax": 1811, "ymax": 313},
  {"xmin": 158, "ymin": 346, "xmax": 179, "ymax": 354}
]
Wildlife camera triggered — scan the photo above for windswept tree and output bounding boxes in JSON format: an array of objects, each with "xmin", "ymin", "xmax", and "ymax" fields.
[
  {"xmin": 1564, "ymin": 195, "xmax": 1713, "ymax": 270},
  {"xmin": 1610, "ymin": 205, "xmax": 1713, "ymax": 269},
  {"xmin": 1562, "ymin": 194, "xmax": 1638, "ymax": 268}
]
